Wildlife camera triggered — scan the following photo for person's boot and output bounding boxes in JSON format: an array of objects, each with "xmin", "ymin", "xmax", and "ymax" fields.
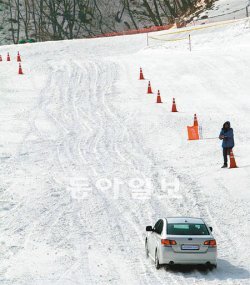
[{"xmin": 221, "ymin": 164, "xmax": 228, "ymax": 168}]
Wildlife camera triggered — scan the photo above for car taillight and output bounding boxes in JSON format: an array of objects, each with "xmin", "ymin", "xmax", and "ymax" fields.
[
  {"xmin": 161, "ymin": 239, "xmax": 177, "ymax": 246},
  {"xmin": 204, "ymin": 239, "xmax": 217, "ymax": 247}
]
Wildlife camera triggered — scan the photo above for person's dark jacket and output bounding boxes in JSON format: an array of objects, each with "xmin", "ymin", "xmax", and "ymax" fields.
[{"xmin": 219, "ymin": 121, "xmax": 234, "ymax": 148}]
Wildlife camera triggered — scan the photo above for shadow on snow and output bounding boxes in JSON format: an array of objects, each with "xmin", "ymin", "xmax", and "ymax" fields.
[{"xmin": 164, "ymin": 259, "xmax": 250, "ymax": 281}]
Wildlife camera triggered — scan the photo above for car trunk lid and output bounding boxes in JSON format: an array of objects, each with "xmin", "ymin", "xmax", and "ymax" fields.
[{"xmin": 169, "ymin": 235, "xmax": 212, "ymax": 253}]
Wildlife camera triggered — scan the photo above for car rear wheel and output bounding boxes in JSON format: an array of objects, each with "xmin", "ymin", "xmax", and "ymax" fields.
[
  {"xmin": 208, "ymin": 263, "xmax": 217, "ymax": 270},
  {"xmin": 155, "ymin": 250, "xmax": 160, "ymax": 270},
  {"xmin": 145, "ymin": 239, "xmax": 149, "ymax": 259}
]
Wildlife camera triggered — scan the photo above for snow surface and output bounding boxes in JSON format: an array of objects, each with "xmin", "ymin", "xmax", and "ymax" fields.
[
  {"xmin": 0, "ymin": 7, "xmax": 250, "ymax": 285},
  {"xmin": 198, "ymin": 0, "xmax": 249, "ymax": 22}
]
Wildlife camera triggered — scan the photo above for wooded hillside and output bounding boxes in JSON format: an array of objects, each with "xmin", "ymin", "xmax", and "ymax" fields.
[{"xmin": 0, "ymin": 0, "xmax": 214, "ymax": 44}]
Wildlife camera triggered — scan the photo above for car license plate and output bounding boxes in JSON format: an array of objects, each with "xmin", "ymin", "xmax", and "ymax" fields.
[{"xmin": 181, "ymin": 245, "xmax": 199, "ymax": 250}]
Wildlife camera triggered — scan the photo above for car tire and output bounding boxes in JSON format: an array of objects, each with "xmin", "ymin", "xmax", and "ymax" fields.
[
  {"xmin": 145, "ymin": 239, "xmax": 149, "ymax": 259},
  {"xmin": 208, "ymin": 263, "xmax": 217, "ymax": 270},
  {"xmin": 155, "ymin": 250, "xmax": 160, "ymax": 270}
]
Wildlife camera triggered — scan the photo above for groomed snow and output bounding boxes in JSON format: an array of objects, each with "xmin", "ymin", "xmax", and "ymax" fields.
[{"xmin": 0, "ymin": 9, "xmax": 250, "ymax": 285}]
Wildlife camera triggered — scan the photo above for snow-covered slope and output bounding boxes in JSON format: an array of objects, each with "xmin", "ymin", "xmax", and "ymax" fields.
[
  {"xmin": 0, "ymin": 14, "xmax": 250, "ymax": 285},
  {"xmin": 198, "ymin": 0, "xmax": 248, "ymax": 21}
]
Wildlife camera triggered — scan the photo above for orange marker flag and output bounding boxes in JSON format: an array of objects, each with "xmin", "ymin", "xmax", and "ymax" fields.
[{"xmin": 187, "ymin": 126, "xmax": 199, "ymax": 140}]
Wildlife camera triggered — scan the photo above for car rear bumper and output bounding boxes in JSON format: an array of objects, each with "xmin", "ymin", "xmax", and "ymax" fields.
[{"xmin": 159, "ymin": 246, "xmax": 217, "ymax": 265}]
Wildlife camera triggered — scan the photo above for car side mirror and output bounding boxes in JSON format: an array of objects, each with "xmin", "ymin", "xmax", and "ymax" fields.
[
  {"xmin": 209, "ymin": 226, "xmax": 213, "ymax": 232},
  {"xmin": 146, "ymin": 226, "xmax": 153, "ymax": 232}
]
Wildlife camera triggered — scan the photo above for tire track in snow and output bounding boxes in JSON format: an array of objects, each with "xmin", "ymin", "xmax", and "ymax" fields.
[
  {"xmin": 48, "ymin": 58, "xmax": 172, "ymax": 282},
  {"xmin": 84, "ymin": 60, "xmax": 186, "ymax": 284},
  {"xmin": 77, "ymin": 61, "xmax": 156, "ymax": 285}
]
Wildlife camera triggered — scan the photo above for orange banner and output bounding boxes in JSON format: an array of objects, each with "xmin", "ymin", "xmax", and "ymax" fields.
[{"xmin": 187, "ymin": 126, "xmax": 200, "ymax": 140}]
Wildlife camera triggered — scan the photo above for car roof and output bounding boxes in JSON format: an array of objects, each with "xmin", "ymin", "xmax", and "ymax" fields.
[{"xmin": 165, "ymin": 217, "xmax": 205, "ymax": 224}]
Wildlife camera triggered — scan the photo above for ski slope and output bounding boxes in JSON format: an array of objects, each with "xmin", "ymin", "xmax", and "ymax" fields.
[
  {"xmin": 197, "ymin": 0, "xmax": 248, "ymax": 22},
  {"xmin": 0, "ymin": 13, "xmax": 250, "ymax": 285}
]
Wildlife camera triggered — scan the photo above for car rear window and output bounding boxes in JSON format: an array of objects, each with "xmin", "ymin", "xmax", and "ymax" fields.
[{"xmin": 167, "ymin": 223, "xmax": 209, "ymax": 235}]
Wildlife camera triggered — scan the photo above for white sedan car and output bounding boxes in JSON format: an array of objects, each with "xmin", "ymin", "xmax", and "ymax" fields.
[{"xmin": 145, "ymin": 217, "xmax": 217, "ymax": 269}]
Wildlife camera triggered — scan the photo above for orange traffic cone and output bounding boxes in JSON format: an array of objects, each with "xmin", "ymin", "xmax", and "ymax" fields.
[
  {"xmin": 229, "ymin": 149, "xmax": 237, "ymax": 168},
  {"xmin": 172, "ymin": 98, "xmax": 178, "ymax": 112},
  {"xmin": 139, "ymin": 67, "xmax": 145, "ymax": 80},
  {"xmin": 0, "ymin": 55, "xmax": 2, "ymax": 62},
  {"xmin": 17, "ymin": 51, "xmax": 21, "ymax": 62},
  {"xmin": 156, "ymin": 90, "xmax": 162, "ymax": 103},
  {"xmin": 147, "ymin": 81, "xmax": 153, "ymax": 94},
  {"xmin": 194, "ymin": 114, "xmax": 198, "ymax": 126},
  {"xmin": 7, "ymin": 52, "xmax": 10, "ymax": 61},
  {"xmin": 18, "ymin": 63, "xmax": 24, "ymax": 75}
]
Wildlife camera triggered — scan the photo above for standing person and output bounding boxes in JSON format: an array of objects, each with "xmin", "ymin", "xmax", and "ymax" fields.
[{"xmin": 219, "ymin": 121, "xmax": 235, "ymax": 168}]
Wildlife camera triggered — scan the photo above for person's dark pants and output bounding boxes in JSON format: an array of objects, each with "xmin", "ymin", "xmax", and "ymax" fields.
[{"xmin": 223, "ymin": 147, "xmax": 232, "ymax": 165}]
